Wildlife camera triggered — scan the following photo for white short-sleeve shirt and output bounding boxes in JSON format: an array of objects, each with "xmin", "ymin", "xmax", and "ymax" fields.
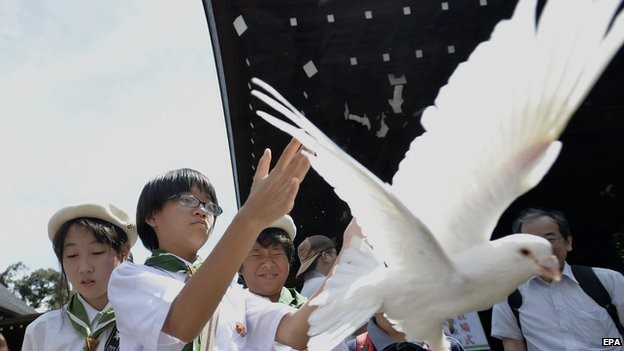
[
  {"xmin": 108, "ymin": 261, "xmax": 293, "ymax": 351},
  {"xmin": 22, "ymin": 295, "xmax": 117, "ymax": 351},
  {"xmin": 491, "ymin": 262, "xmax": 624, "ymax": 351},
  {"xmin": 301, "ymin": 271, "xmax": 326, "ymax": 298},
  {"xmin": 252, "ymin": 290, "xmax": 349, "ymax": 351}
]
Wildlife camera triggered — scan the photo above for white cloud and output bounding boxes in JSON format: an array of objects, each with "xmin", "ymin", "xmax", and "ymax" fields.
[{"xmin": 0, "ymin": 1, "xmax": 237, "ymax": 271}]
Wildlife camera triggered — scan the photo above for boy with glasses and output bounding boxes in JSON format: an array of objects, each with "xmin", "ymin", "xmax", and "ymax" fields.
[{"xmin": 109, "ymin": 140, "xmax": 316, "ymax": 350}]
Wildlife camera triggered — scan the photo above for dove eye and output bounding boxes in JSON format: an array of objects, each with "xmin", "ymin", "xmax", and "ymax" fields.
[{"xmin": 519, "ymin": 248, "xmax": 530, "ymax": 256}]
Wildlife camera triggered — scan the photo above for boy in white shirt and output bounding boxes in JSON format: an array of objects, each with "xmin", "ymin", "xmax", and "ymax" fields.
[
  {"xmin": 238, "ymin": 215, "xmax": 349, "ymax": 351},
  {"xmin": 109, "ymin": 140, "xmax": 315, "ymax": 350}
]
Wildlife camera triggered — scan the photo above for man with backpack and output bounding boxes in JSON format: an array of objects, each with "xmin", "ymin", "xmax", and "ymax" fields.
[{"xmin": 491, "ymin": 208, "xmax": 624, "ymax": 351}]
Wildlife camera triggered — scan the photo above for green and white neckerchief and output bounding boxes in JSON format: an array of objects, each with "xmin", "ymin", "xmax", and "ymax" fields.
[
  {"xmin": 66, "ymin": 293, "xmax": 117, "ymax": 351},
  {"xmin": 145, "ymin": 249, "xmax": 207, "ymax": 351},
  {"xmin": 144, "ymin": 249, "xmax": 200, "ymax": 281},
  {"xmin": 278, "ymin": 286, "xmax": 307, "ymax": 308}
]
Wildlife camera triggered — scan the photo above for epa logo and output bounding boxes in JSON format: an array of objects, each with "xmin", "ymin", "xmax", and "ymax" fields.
[{"xmin": 602, "ymin": 338, "xmax": 622, "ymax": 346}]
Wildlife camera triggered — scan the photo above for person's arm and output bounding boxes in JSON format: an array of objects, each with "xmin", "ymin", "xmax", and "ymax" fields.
[
  {"xmin": 275, "ymin": 218, "xmax": 363, "ymax": 349},
  {"xmin": 163, "ymin": 139, "xmax": 311, "ymax": 342},
  {"xmin": 502, "ymin": 337, "xmax": 527, "ymax": 351},
  {"xmin": 275, "ymin": 303, "xmax": 314, "ymax": 349},
  {"xmin": 491, "ymin": 294, "xmax": 525, "ymax": 351}
]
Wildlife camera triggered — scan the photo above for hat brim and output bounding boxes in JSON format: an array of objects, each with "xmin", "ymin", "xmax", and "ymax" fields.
[
  {"xmin": 48, "ymin": 203, "xmax": 138, "ymax": 247},
  {"xmin": 296, "ymin": 253, "xmax": 320, "ymax": 278}
]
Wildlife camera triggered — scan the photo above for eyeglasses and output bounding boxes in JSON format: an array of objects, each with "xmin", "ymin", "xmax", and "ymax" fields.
[
  {"xmin": 170, "ymin": 194, "xmax": 223, "ymax": 216},
  {"xmin": 323, "ymin": 249, "xmax": 338, "ymax": 256},
  {"xmin": 544, "ymin": 235, "xmax": 564, "ymax": 244}
]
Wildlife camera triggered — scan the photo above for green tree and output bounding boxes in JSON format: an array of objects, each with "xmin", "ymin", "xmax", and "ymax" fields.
[
  {"xmin": 1, "ymin": 262, "xmax": 67, "ymax": 310},
  {"xmin": 0, "ymin": 262, "xmax": 28, "ymax": 286}
]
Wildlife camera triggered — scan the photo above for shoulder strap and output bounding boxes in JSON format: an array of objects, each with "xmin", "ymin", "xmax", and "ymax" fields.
[
  {"xmin": 571, "ymin": 265, "xmax": 624, "ymax": 337},
  {"xmin": 104, "ymin": 326, "xmax": 119, "ymax": 351},
  {"xmin": 507, "ymin": 289, "xmax": 523, "ymax": 337}
]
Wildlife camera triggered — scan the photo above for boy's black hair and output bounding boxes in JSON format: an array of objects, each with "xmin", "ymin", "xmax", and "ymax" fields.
[
  {"xmin": 256, "ymin": 228, "xmax": 295, "ymax": 264},
  {"xmin": 136, "ymin": 168, "xmax": 219, "ymax": 251}
]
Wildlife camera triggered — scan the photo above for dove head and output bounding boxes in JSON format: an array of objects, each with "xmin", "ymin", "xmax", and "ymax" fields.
[
  {"xmin": 493, "ymin": 233, "xmax": 561, "ymax": 283},
  {"xmin": 453, "ymin": 234, "xmax": 559, "ymax": 311}
]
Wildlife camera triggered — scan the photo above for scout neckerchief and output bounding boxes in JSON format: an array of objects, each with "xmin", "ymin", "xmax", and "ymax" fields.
[
  {"xmin": 144, "ymin": 249, "xmax": 200, "ymax": 280},
  {"xmin": 278, "ymin": 286, "xmax": 307, "ymax": 308},
  {"xmin": 66, "ymin": 293, "xmax": 117, "ymax": 351},
  {"xmin": 145, "ymin": 249, "xmax": 217, "ymax": 351}
]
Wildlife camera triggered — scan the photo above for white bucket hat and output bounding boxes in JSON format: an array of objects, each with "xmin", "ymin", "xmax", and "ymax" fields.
[
  {"xmin": 48, "ymin": 203, "xmax": 138, "ymax": 246},
  {"xmin": 266, "ymin": 214, "xmax": 297, "ymax": 240}
]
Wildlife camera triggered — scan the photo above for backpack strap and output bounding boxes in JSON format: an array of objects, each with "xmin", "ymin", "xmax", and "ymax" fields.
[
  {"xmin": 507, "ymin": 289, "xmax": 524, "ymax": 338},
  {"xmin": 571, "ymin": 265, "xmax": 624, "ymax": 338},
  {"xmin": 103, "ymin": 326, "xmax": 119, "ymax": 351}
]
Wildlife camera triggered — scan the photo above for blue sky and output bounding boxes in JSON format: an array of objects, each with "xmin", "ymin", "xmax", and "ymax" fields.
[{"xmin": 0, "ymin": 0, "xmax": 237, "ymax": 272}]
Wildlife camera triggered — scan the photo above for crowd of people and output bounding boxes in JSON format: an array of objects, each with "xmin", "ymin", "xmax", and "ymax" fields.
[{"xmin": 13, "ymin": 139, "xmax": 624, "ymax": 351}]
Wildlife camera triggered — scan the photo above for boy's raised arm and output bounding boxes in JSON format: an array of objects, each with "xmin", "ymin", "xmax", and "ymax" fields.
[{"xmin": 164, "ymin": 139, "xmax": 310, "ymax": 341}]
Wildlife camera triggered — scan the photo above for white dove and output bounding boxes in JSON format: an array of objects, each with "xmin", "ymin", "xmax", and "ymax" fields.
[{"xmin": 250, "ymin": 0, "xmax": 624, "ymax": 350}]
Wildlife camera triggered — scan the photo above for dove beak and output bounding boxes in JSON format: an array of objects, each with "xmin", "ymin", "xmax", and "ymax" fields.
[{"xmin": 537, "ymin": 255, "xmax": 561, "ymax": 282}]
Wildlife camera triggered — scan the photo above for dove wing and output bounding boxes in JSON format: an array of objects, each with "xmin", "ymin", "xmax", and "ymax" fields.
[
  {"xmin": 391, "ymin": 0, "xmax": 624, "ymax": 255},
  {"xmin": 251, "ymin": 79, "xmax": 451, "ymax": 271},
  {"xmin": 251, "ymin": 78, "xmax": 456, "ymax": 350}
]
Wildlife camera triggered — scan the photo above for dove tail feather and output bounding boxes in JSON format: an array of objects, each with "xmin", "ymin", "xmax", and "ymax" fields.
[
  {"xmin": 251, "ymin": 79, "xmax": 352, "ymax": 159},
  {"xmin": 251, "ymin": 79, "xmax": 334, "ymax": 146}
]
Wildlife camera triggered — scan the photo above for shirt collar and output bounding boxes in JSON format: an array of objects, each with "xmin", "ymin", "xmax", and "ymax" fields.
[
  {"xmin": 560, "ymin": 261, "xmax": 579, "ymax": 284},
  {"xmin": 530, "ymin": 261, "xmax": 575, "ymax": 285},
  {"xmin": 167, "ymin": 252, "xmax": 193, "ymax": 266},
  {"xmin": 76, "ymin": 293, "xmax": 110, "ymax": 326}
]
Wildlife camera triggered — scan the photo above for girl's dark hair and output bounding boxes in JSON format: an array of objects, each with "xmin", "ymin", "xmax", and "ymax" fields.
[
  {"xmin": 257, "ymin": 228, "xmax": 295, "ymax": 264},
  {"xmin": 52, "ymin": 217, "xmax": 130, "ymax": 304},
  {"xmin": 136, "ymin": 168, "xmax": 218, "ymax": 251}
]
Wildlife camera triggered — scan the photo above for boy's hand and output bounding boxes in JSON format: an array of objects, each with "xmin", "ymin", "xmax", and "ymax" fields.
[{"xmin": 242, "ymin": 138, "xmax": 311, "ymax": 228}]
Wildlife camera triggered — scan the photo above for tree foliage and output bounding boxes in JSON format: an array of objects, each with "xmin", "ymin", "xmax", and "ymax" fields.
[
  {"xmin": 0, "ymin": 262, "xmax": 27, "ymax": 287},
  {"xmin": 1, "ymin": 262, "xmax": 67, "ymax": 311}
]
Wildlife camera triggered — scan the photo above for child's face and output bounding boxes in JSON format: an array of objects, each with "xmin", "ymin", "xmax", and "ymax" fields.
[
  {"xmin": 62, "ymin": 224, "xmax": 123, "ymax": 310},
  {"xmin": 240, "ymin": 242, "xmax": 290, "ymax": 301},
  {"xmin": 146, "ymin": 187, "xmax": 215, "ymax": 260}
]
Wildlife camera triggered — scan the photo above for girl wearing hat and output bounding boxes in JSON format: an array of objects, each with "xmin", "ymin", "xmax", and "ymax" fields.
[
  {"xmin": 108, "ymin": 140, "xmax": 315, "ymax": 350},
  {"xmin": 22, "ymin": 203, "xmax": 137, "ymax": 351}
]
